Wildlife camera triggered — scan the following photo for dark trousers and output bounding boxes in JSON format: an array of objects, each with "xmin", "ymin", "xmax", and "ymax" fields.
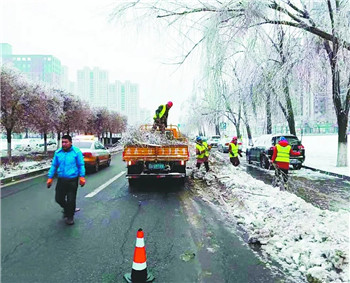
[
  {"xmin": 152, "ymin": 118, "xmax": 166, "ymax": 133},
  {"xmin": 230, "ymin": 157, "xmax": 240, "ymax": 167},
  {"xmin": 55, "ymin": 178, "xmax": 78, "ymax": 217},
  {"xmin": 196, "ymin": 161, "xmax": 209, "ymax": 172},
  {"xmin": 276, "ymin": 168, "xmax": 289, "ymax": 183}
]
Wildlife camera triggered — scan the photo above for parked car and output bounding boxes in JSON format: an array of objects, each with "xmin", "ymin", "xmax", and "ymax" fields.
[
  {"xmin": 217, "ymin": 137, "xmax": 231, "ymax": 153},
  {"xmin": 246, "ymin": 134, "xmax": 305, "ymax": 169},
  {"xmin": 207, "ymin": 135, "xmax": 221, "ymax": 148},
  {"xmin": 73, "ymin": 135, "xmax": 111, "ymax": 172},
  {"xmin": 38, "ymin": 139, "xmax": 57, "ymax": 147}
]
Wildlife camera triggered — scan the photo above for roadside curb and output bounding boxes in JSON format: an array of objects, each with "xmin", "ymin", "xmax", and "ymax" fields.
[
  {"xmin": 1, "ymin": 149, "xmax": 123, "ymax": 188},
  {"xmin": 1, "ymin": 167, "xmax": 50, "ymax": 187},
  {"xmin": 302, "ymin": 165, "xmax": 350, "ymax": 181}
]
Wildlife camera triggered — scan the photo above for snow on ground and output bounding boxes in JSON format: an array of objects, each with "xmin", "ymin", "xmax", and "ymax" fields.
[
  {"xmin": 301, "ymin": 134, "xmax": 349, "ymax": 177},
  {"xmin": 191, "ymin": 150, "xmax": 349, "ymax": 283}
]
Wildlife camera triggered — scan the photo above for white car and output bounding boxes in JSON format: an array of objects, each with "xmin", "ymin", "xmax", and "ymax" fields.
[{"xmin": 208, "ymin": 135, "xmax": 221, "ymax": 148}]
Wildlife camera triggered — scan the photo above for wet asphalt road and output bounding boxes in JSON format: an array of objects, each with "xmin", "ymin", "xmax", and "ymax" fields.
[{"xmin": 2, "ymin": 152, "xmax": 289, "ymax": 283}]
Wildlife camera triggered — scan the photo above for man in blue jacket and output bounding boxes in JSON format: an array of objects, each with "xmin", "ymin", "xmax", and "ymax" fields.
[{"xmin": 47, "ymin": 134, "xmax": 86, "ymax": 225}]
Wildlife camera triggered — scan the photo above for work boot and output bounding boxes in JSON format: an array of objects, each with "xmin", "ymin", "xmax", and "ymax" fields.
[
  {"xmin": 65, "ymin": 216, "xmax": 74, "ymax": 225},
  {"xmin": 61, "ymin": 209, "xmax": 67, "ymax": 219}
]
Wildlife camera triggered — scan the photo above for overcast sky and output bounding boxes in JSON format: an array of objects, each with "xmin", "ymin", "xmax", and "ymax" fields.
[{"xmin": 1, "ymin": 0, "xmax": 201, "ymax": 123}]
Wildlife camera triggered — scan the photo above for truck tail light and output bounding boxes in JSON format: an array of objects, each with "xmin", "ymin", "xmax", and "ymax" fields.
[
  {"xmin": 180, "ymin": 160, "xmax": 185, "ymax": 166},
  {"xmin": 83, "ymin": 152, "xmax": 92, "ymax": 157}
]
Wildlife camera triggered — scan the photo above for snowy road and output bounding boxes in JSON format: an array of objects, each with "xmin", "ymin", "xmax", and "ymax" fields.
[{"xmin": 243, "ymin": 159, "xmax": 350, "ymax": 212}]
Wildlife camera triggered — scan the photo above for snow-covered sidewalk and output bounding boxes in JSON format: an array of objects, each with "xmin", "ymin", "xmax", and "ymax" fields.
[{"xmin": 301, "ymin": 135, "xmax": 349, "ymax": 177}]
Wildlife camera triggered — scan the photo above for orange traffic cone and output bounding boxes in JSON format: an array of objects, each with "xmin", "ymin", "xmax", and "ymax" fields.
[{"xmin": 124, "ymin": 228, "xmax": 155, "ymax": 283}]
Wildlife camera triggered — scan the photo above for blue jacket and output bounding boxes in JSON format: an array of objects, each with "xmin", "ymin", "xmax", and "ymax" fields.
[{"xmin": 48, "ymin": 146, "xmax": 85, "ymax": 179}]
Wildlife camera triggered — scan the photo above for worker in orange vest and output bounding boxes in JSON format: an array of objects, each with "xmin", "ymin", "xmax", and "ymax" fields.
[
  {"xmin": 152, "ymin": 101, "xmax": 173, "ymax": 133},
  {"xmin": 229, "ymin": 136, "xmax": 243, "ymax": 167},
  {"xmin": 271, "ymin": 136, "xmax": 300, "ymax": 184}
]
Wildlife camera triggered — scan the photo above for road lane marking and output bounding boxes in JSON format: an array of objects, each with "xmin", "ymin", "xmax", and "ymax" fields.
[{"xmin": 85, "ymin": 171, "xmax": 126, "ymax": 198}]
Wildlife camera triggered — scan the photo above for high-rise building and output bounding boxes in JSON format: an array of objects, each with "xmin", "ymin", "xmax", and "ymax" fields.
[
  {"xmin": 0, "ymin": 43, "xmax": 12, "ymax": 56},
  {"xmin": 1, "ymin": 43, "xmax": 62, "ymax": 88},
  {"xmin": 77, "ymin": 67, "xmax": 109, "ymax": 108},
  {"xmin": 108, "ymin": 80, "xmax": 122, "ymax": 112},
  {"xmin": 108, "ymin": 80, "xmax": 141, "ymax": 125},
  {"xmin": 123, "ymin": 80, "xmax": 140, "ymax": 125}
]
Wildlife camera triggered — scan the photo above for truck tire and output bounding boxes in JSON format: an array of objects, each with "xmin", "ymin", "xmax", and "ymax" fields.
[{"xmin": 128, "ymin": 179, "xmax": 137, "ymax": 186}]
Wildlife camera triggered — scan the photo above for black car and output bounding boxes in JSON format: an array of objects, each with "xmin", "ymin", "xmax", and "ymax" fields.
[{"xmin": 246, "ymin": 134, "xmax": 305, "ymax": 169}]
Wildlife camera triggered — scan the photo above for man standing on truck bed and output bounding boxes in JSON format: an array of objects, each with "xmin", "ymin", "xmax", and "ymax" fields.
[{"xmin": 152, "ymin": 101, "xmax": 173, "ymax": 133}]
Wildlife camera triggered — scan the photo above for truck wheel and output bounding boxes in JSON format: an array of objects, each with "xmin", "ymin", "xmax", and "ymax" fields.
[{"xmin": 293, "ymin": 164, "xmax": 302, "ymax": 170}]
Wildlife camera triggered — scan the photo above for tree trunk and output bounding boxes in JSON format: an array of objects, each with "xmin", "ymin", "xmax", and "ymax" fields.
[
  {"xmin": 325, "ymin": 38, "xmax": 349, "ymax": 167},
  {"xmin": 57, "ymin": 132, "xmax": 61, "ymax": 149},
  {"xmin": 215, "ymin": 124, "xmax": 220, "ymax": 136},
  {"xmin": 235, "ymin": 124, "xmax": 241, "ymax": 139},
  {"xmin": 283, "ymin": 78, "xmax": 296, "ymax": 135},
  {"xmin": 6, "ymin": 128, "xmax": 12, "ymax": 163},
  {"xmin": 266, "ymin": 91, "xmax": 272, "ymax": 134},
  {"xmin": 43, "ymin": 132, "xmax": 47, "ymax": 154},
  {"xmin": 243, "ymin": 90, "xmax": 253, "ymax": 145},
  {"xmin": 332, "ymin": 67, "xmax": 348, "ymax": 166}
]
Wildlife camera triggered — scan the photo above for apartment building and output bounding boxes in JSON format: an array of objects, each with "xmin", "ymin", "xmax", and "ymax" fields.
[{"xmin": 1, "ymin": 43, "xmax": 62, "ymax": 88}]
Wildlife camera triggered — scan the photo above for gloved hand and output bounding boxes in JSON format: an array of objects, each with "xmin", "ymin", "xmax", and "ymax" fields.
[
  {"xmin": 47, "ymin": 178, "xmax": 53, "ymax": 188},
  {"xmin": 79, "ymin": 177, "xmax": 86, "ymax": 187}
]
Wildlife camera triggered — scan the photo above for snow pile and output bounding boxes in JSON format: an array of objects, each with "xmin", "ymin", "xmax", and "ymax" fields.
[
  {"xmin": 0, "ymin": 160, "xmax": 51, "ymax": 179},
  {"xmin": 195, "ymin": 151, "xmax": 349, "ymax": 282},
  {"xmin": 120, "ymin": 127, "xmax": 187, "ymax": 146}
]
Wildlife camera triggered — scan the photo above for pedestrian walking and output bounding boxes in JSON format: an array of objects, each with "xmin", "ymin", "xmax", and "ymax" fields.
[
  {"xmin": 195, "ymin": 136, "xmax": 209, "ymax": 172},
  {"xmin": 229, "ymin": 136, "xmax": 243, "ymax": 167},
  {"xmin": 152, "ymin": 101, "xmax": 173, "ymax": 133},
  {"xmin": 270, "ymin": 136, "xmax": 300, "ymax": 186},
  {"xmin": 46, "ymin": 134, "xmax": 86, "ymax": 225}
]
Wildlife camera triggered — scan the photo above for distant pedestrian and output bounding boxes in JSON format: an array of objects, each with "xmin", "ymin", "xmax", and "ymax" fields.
[
  {"xmin": 229, "ymin": 136, "xmax": 243, "ymax": 167},
  {"xmin": 152, "ymin": 101, "xmax": 173, "ymax": 133},
  {"xmin": 46, "ymin": 134, "xmax": 86, "ymax": 225}
]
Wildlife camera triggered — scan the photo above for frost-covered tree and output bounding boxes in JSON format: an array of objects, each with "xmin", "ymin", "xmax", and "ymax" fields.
[
  {"xmin": 111, "ymin": 0, "xmax": 350, "ymax": 166},
  {"xmin": 0, "ymin": 66, "xmax": 36, "ymax": 161},
  {"xmin": 27, "ymin": 86, "xmax": 62, "ymax": 154}
]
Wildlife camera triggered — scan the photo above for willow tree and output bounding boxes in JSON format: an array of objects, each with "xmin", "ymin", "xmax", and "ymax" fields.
[{"xmin": 111, "ymin": 0, "xmax": 349, "ymax": 166}]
